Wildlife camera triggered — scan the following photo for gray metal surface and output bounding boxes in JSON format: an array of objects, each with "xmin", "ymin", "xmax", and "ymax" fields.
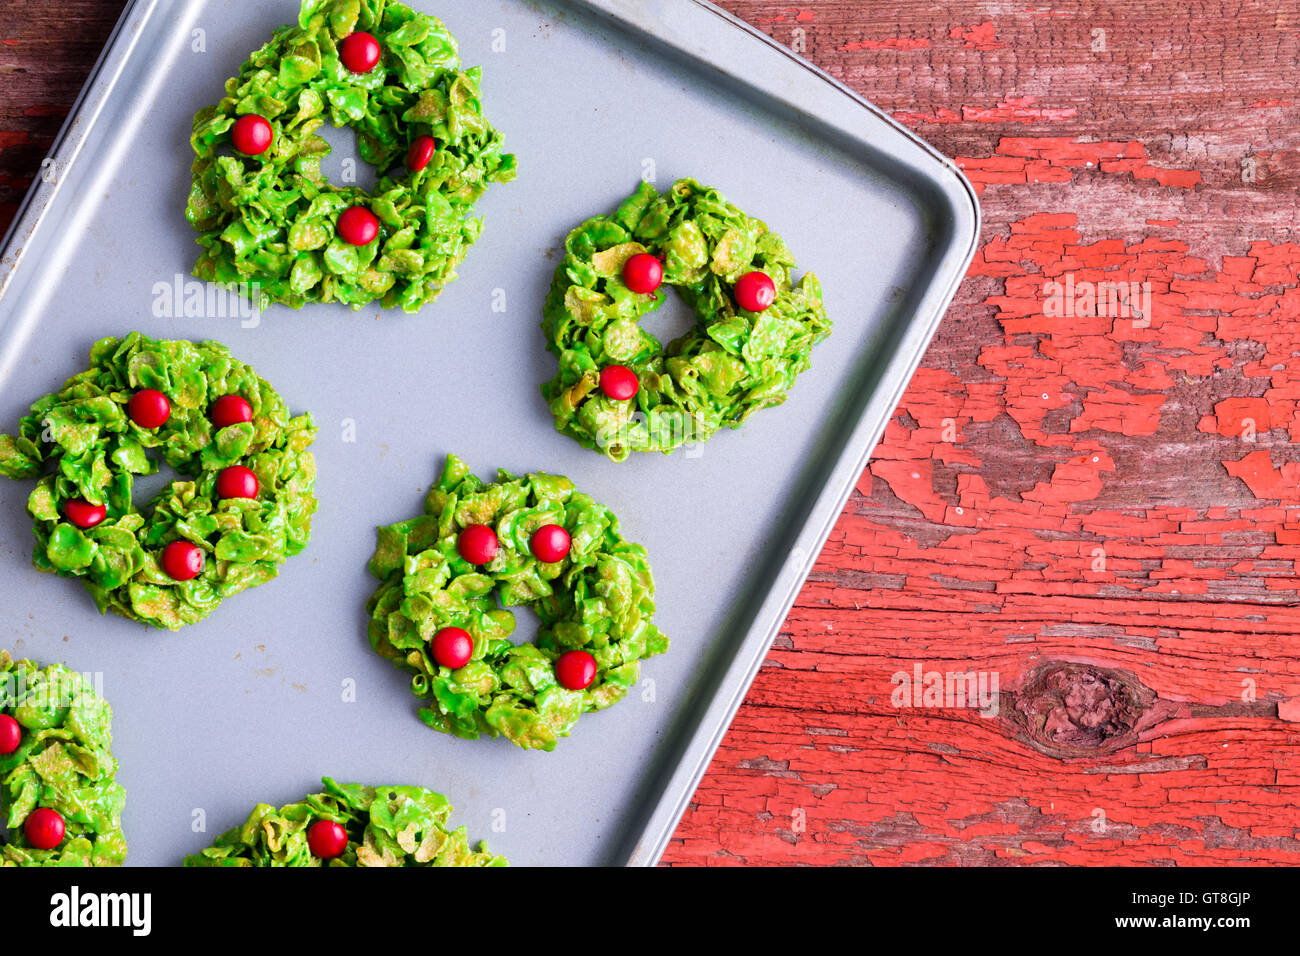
[{"xmin": 0, "ymin": 0, "xmax": 978, "ymax": 866}]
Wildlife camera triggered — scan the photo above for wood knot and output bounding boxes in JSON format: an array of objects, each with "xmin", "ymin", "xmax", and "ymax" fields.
[{"xmin": 1005, "ymin": 662, "xmax": 1166, "ymax": 758}]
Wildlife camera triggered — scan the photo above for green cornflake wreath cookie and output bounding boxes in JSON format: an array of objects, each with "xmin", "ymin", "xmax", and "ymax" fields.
[
  {"xmin": 541, "ymin": 178, "xmax": 832, "ymax": 461},
  {"xmin": 366, "ymin": 454, "xmax": 669, "ymax": 751},
  {"xmin": 0, "ymin": 652, "xmax": 127, "ymax": 867},
  {"xmin": 186, "ymin": 0, "xmax": 516, "ymax": 312},
  {"xmin": 0, "ymin": 333, "xmax": 317, "ymax": 630},
  {"xmin": 185, "ymin": 777, "xmax": 505, "ymax": 867}
]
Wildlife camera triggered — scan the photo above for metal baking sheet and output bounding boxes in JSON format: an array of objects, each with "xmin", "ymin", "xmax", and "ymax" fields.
[{"xmin": 0, "ymin": 0, "xmax": 979, "ymax": 866}]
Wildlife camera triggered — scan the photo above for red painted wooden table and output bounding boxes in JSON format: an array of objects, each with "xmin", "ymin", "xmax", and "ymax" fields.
[{"xmin": 3, "ymin": 1, "xmax": 1297, "ymax": 866}]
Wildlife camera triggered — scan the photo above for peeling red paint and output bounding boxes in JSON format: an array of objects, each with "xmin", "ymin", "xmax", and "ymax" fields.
[
  {"xmin": 956, "ymin": 137, "xmax": 1201, "ymax": 195},
  {"xmin": 897, "ymin": 95, "xmax": 1076, "ymax": 126},
  {"xmin": 1200, "ymin": 398, "xmax": 1270, "ymax": 438},
  {"xmin": 964, "ymin": 95, "xmax": 1077, "ymax": 124},
  {"xmin": 950, "ymin": 21, "xmax": 1005, "ymax": 50}
]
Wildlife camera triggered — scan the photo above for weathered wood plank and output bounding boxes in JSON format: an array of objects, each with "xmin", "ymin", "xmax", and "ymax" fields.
[{"xmin": 664, "ymin": 0, "xmax": 1300, "ymax": 866}]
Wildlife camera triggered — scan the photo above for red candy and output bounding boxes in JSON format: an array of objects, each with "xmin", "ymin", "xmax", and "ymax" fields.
[
  {"xmin": 622, "ymin": 253, "xmax": 663, "ymax": 294},
  {"xmin": 338, "ymin": 205, "xmax": 379, "ymax": 246},
  {"xmin": 24, "ymin": 808, "xmax": 65, "ymax": 850},
  {"xmin": 216, "ymin": 465, "xmax": 259, "ymax": 500},
  {"xmin": 431, "ymin": 627, "xmax": 474, "ymax": 669},
  {"xmin": 555, "ymin": 650, "xmax": 597, "ymax": 690},
  {"xmin": 307, "ymin": 819, "xmax": 348, "ymax": 859},
  {"xmin": 210, "ymin": 395, "xmax": 253, "ymax": 429},
  {"xmin": 231, "ymin": 114, "xmax": 273, "ymax": 156},
  {"xmin": 457, "ymin": 524, "xmax": 499, "ymax": 565},
  {"xmin": 406, "ymin": 135, "xmax": 437, "ymax": 172},
  {"xmin": 0, "ymin": 715, "xmax": 20, "ymax": 755},
  {"xmin": 161, "ymin": 540, "xmax": 204, "ymax": 581},
  {"xmin": 64, "ymin": 498, "xmax": 107, "ymax": 529},
  {"xmin": 599, "ymin": 365, "xmax": 639, "ymax": 401},
  {"xmin": 735, "ymin": 271, "xmax": 776, "ymax": 312},
  {"xmin": 339, "ymin": 31, "xmax": 381, "ymax": 73},
  {"xmin": 128, "ymin": 389, "xmax": 170, "ymax": 428},
  {"xmin": 530, "ymin": 524, "xmax": 571, "ymax": 563}
]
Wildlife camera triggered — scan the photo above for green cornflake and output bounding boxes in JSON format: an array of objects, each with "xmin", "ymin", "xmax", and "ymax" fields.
[
  {"xmin": 185, "ymin": 778, "xmax": 505, "ymax": 867},
  {"xmin": 187, "ymin": 0, "xmax": 516, "ymax": 313},
  {"xmin": 0, "ymin": 333, "xmax": 318, "ymax": 630},
  {"xmin": 0, "ymin": 652, "xmax": 127, "ymax": 867},
  {"xmin": 541, "ymin": 179, "xmax": 831, "ymax": 460},
  {"xmin": 366, "ymin": 455, "xmax": 669, "ymax": 751}
]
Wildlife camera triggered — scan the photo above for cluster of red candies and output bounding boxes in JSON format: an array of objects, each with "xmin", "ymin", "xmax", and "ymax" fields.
[
  {"xmin": 228, "ymin": 31, "xmax": 440, "ymax": 250},
  {"xmin": 596, "ymin": 253, "xmax": 778, "ymax": 403},
  {"xmin": 62, "ymin": 390, "xmax": 262, "ymax": 583},
  {"xmin": 426, "ymin": 521, "xmax": 598, "ymax": 692},
  {"xmin": 0, "ymin": 713, "xmax": 66, "ymax": 850}
]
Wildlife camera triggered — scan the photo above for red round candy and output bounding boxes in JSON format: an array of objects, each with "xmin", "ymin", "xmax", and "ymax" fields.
[
  {"xmin": 339, "ymin": 31, "xmax": 381, "ymax": 72},
  {"xmin": 0, "ymin": 715, "xmax": 21, "ymax": 755},
  {"xmin": 622, "ymin": 253, "xmax": 663, "ymax": 294},
  {"xmin": 307, "ymin": 819, "xmax": 348, "ymax": 859},
  {"xmin": 337, "ymin": 205, "xmax": 379, "ymax": 246},
  {"xmin": 231, "ymin": 114, "xmax": 273, "ymax": 156},
  {"xmin": 735, "ymin": 271, "xmax": 776, "ymax": 312},
  {"xmin": 128, "ymin": 389, "xmax": 170, "ymax": 428},
  {"xmin": 24, "ymin": 808, "xmax": 65, "ymax": 850},
  {"xmin": 406, "ymin": 135, "xmax": 437, "ymax": 172},
  {"xmin": 555, "ymin": 650, "xmax": 597, "ymax": 691},
  {"xmin": 216, "ymin": 465, "xmax": 259, "ymax": 500},
  {"xmin": 599, "ymin": 365, "xmax": 639, "ymax": 401},
  {"xmin": 210, "ymin": 394, "xmax": 253, "ymax": 429},
  {"xmin": 64, "ymin": 498, "xmax": 107, "ymax": 529},
  {"xmin": 431, "ymin": 627, "xmax": 474, "ymax": 669},
  {"xmin": 530, "ymin": 524, "xmax": 571, "ymax": 563},
  {"xmin": 161, "ymin": 540, "xmax": 204, "ymax": 581},
  {"xmin": 457, "ymin": 524, "xmax": 499, "ymax": 565}
]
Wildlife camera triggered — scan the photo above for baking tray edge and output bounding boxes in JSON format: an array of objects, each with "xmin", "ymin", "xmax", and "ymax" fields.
[{"xmin": 0, "ymin": 0, "xmax": 159, "ymax": 304}]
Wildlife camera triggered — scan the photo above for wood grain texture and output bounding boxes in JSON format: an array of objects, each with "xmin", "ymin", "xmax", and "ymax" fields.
[
  {"xmin": 2, "ymin": 0, "xmax": 1298, "ymax": 867},
  {"xmin": 0, "ymin": 1, "xmax": 122, "ymax": 227}
]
